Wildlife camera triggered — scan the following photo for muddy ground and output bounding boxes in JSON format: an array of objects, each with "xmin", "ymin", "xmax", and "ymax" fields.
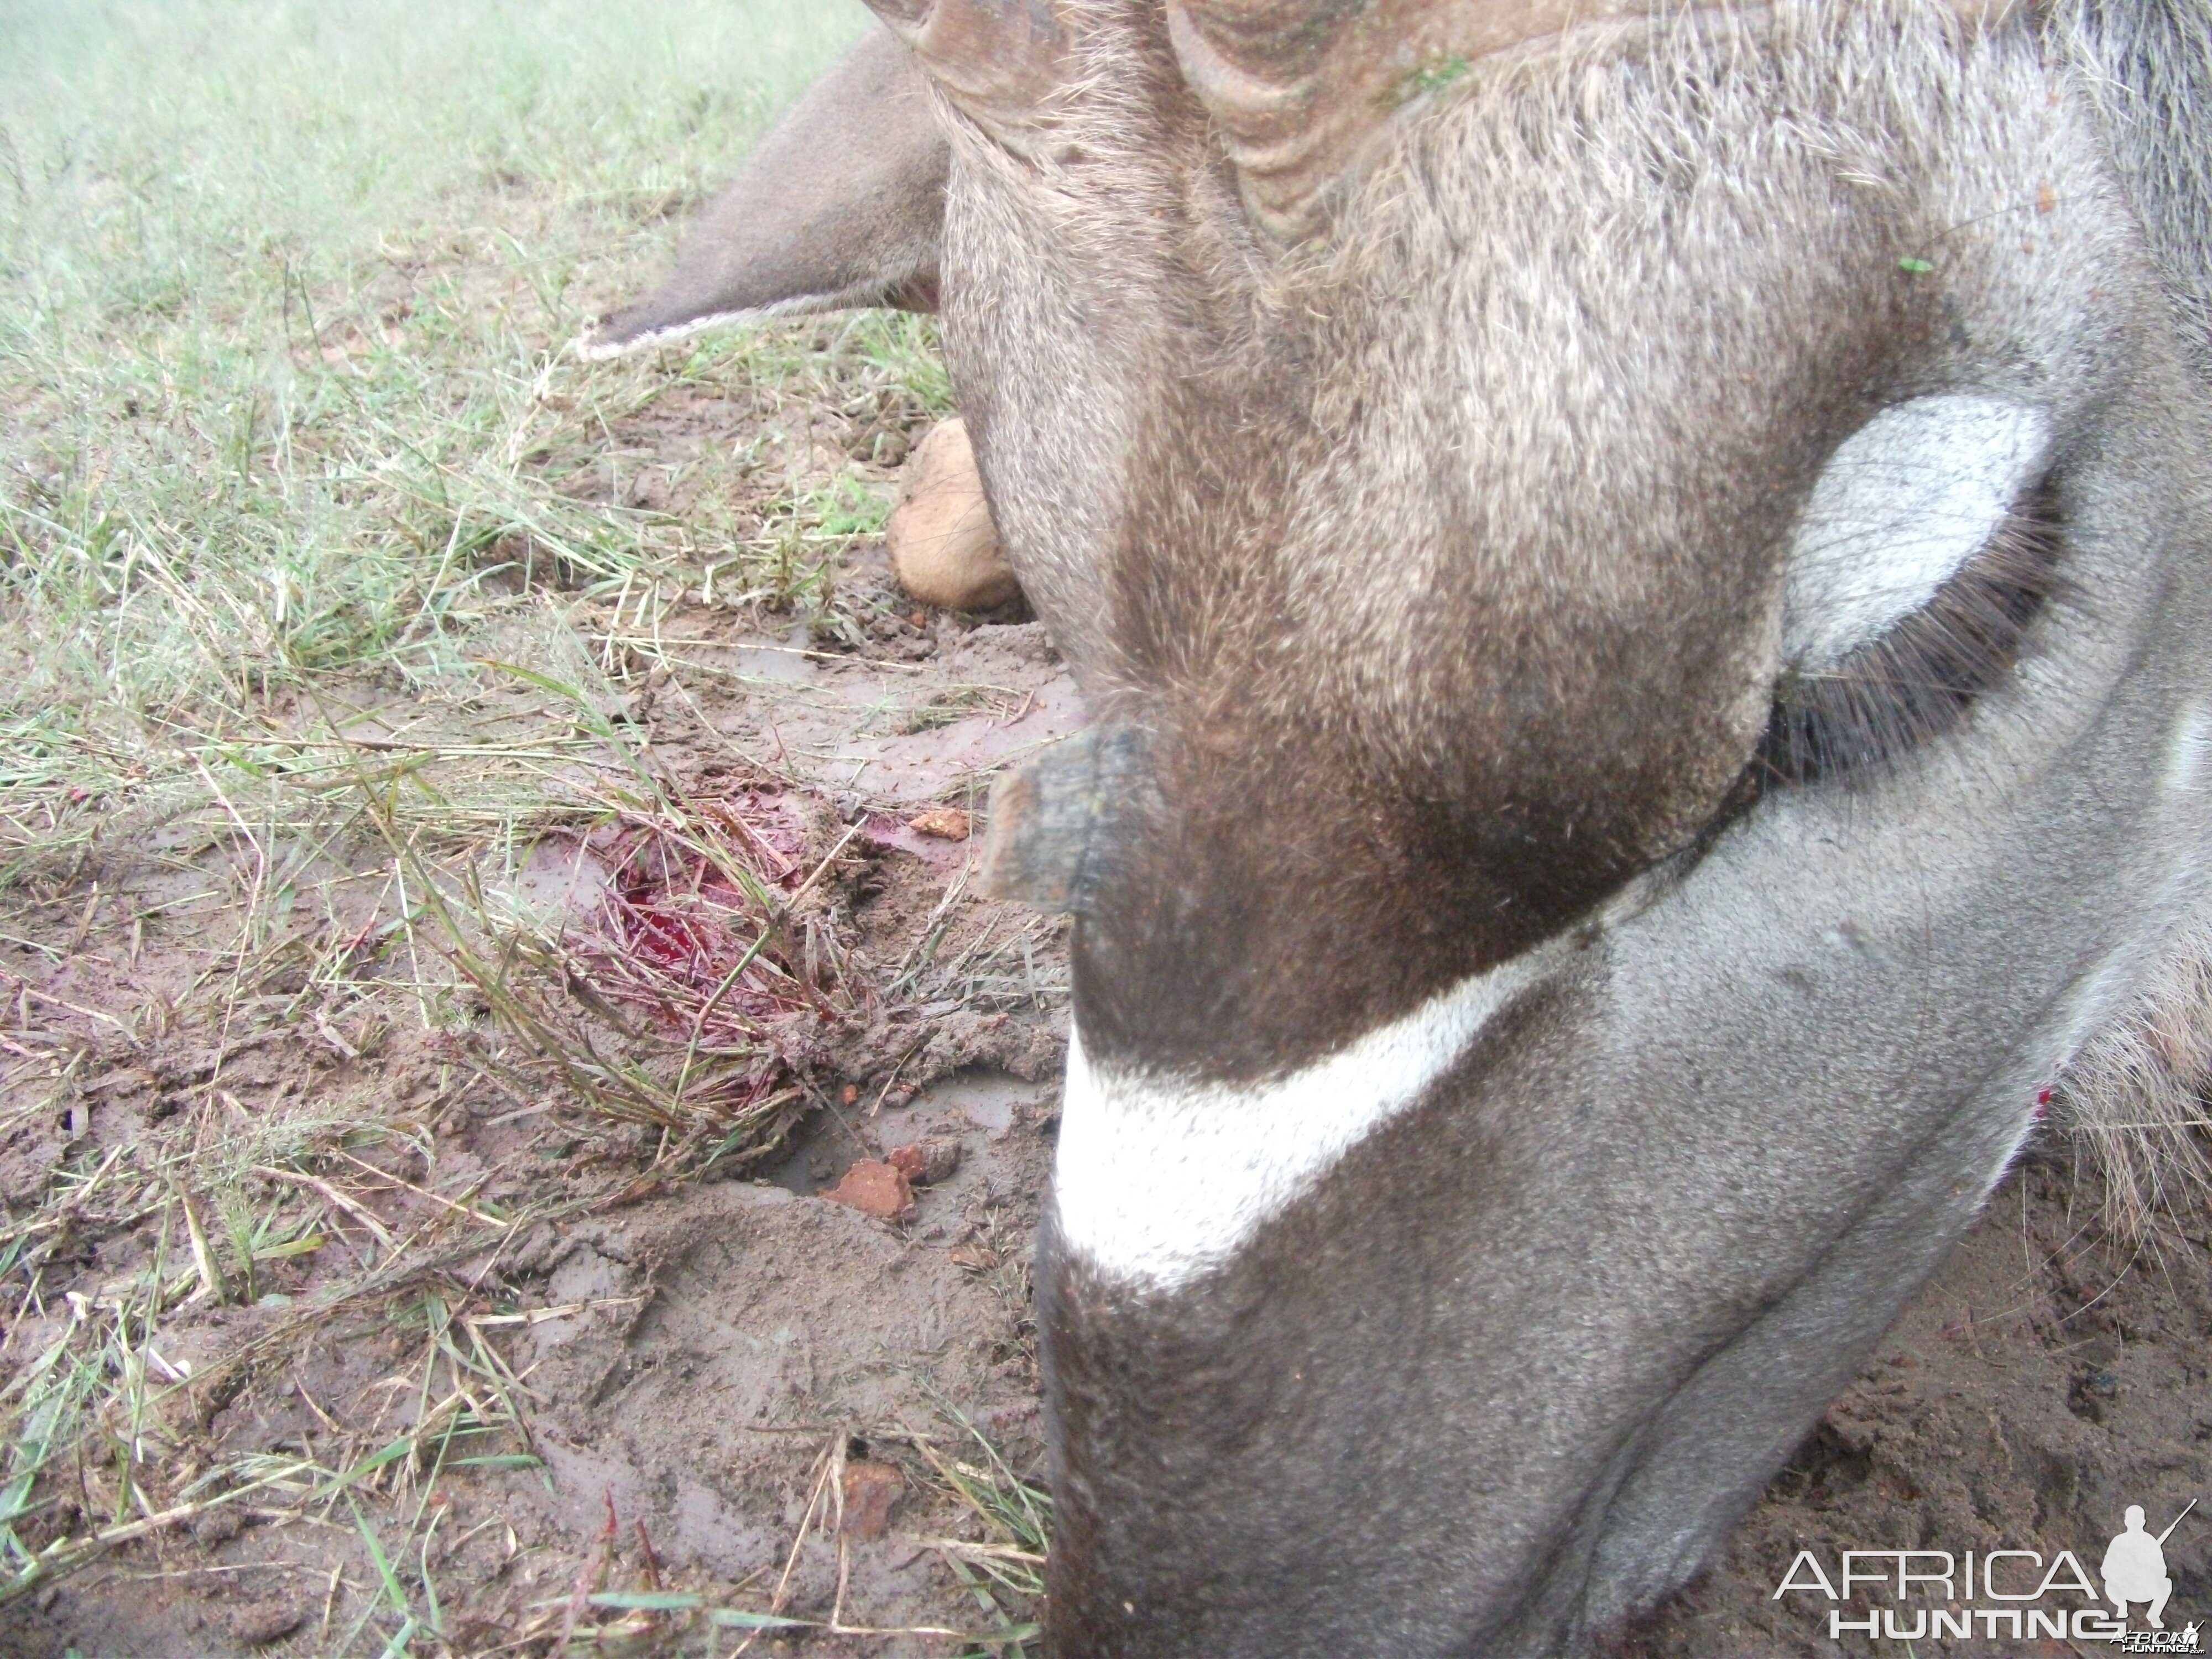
[
  {"xmin": 2, "ymin": 374, "xmax": 2208, "ymax": 1659},
  {"xmin": 1636, "ymin": 1156, "xmax": 2212, "ymax": 1657}
]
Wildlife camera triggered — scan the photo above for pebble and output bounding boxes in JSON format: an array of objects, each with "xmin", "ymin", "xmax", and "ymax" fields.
[
  {"xmin": 822, "ymin": 1160, "xmax": 915, "ymax": 1219},
  {"xmin": 887, "ymin": 1139, "xmax": 963, "ymax": 1186},
  {"xmin": 907, "ymin": 806, "xmax": 971, "ymax": 841},
  {"xmin": 885, "ymin": 418, "xmax": 1020, "ymax": 611},
  {"xmin": 232, "ymin": 1605, "xmax": 306, "ymax": 1648},
  {"xmin": 839, "ymin": 1460, "xmax": 904, "ymax": 1541}
]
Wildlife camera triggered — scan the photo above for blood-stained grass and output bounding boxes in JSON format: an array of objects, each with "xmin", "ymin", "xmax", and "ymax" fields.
[{"xmin": 563, "ymin": 788, "xmax": 869, "ymax": 1135}]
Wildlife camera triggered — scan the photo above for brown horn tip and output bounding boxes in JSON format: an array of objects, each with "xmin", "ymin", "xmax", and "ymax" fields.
[{"xmin": 978, "ymin": 727, "xmax": 1152, "ymax": 911}]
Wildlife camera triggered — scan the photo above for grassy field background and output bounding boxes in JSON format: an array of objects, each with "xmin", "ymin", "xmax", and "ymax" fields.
[
  {"xmin": 2, "ymin": 0, "xmax": 878, "ymax": 849},
  {"xmin": 0, "ymin": 4, "xmax": 1031, "ymax": 1651}
]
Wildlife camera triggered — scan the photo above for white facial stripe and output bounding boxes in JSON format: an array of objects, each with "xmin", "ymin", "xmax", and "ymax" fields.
[
  {"xmin": 2163, "ymin": 703, "xmax": 2212, "ymax": 799},
  {"xmin": 1783, "ymin": 395, "xmax": 2048, "ymax": 670},
  {"xmin": 1053, "ymin": 947, "xmax": 1557, "ymax": 1292}
]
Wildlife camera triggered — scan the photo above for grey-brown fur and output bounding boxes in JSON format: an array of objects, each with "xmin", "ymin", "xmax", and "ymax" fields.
[
  {"xmin": 581, "ymin": 25, "xmax": 944, "ymax": 358},
  {"xmin": 608, "ymin": 0, "xmax": 2212, "ymax": 1651},
  {"xmin": 2049, "ymin": 0, "xmax": 2212, "ymax": 1230},
  {"xmin": 2083, "ymin": 0, "xmax": 2212, "ymax": 369},
  {"xmin": 951, "ymin": 1, "xmax": 2155, "ymax": 1077},
  {"xmin": 947, "ymin": 3, "xmax": 2212, "ymax": 1649}
]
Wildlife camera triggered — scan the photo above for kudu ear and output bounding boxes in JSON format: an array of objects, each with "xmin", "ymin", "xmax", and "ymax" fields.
[
  {"xmin": 581, "ymin": 26, "xmax": 947, "ymax": 359},
  {"xmin": 1170, "ymin": 0, "xmax": 2026, "ymax": 239}
]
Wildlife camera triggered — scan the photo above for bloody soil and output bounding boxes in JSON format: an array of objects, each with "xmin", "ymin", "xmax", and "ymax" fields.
[{"xmin": 3, "ymin": 380, "xmax": 2208, "ymax": 1659}]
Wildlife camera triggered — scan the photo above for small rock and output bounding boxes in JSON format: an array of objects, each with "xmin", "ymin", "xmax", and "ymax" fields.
[
  {"xmin": 907, "ymin": 806, "xmax": 971, "ymax": 842},
  {"xmin": 231, "ymin": 1604, "xmax": 306, "ymax": 1648},
  {"xmin": 887, "ymin": 1140, "xmax": 963, "ymax": 1186},
  {"xmin": 840, "ymin": 1460, "xmax": 904, "ymax": 1541},
  {"xmin": 822, "ymin": 1160, "xmax": 915, "ymax": 1220},
  {"xmin": 885, "ymin": 418, "xmax": 1020, "ymax": 612},
  {"xmin": 191, "ymin": 1506, "xmax": 244, "ymax": 1546}
]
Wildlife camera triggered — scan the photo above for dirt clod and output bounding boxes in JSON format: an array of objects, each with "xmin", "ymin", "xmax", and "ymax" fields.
[
  {"xmin": 822, "ymin": 1159, "xmax": 915, "ymax": 1219},
  {"xmin": 888, "ymin": 1139, "xmax": 962, "ymax": 1186},
  {"xmin": 228, "ymin": 1606, "xmax": 304, "ymax": 1648},
  {"xmin": 190, "ymin": 1507, "xmax": 243, "ymax": 1546},
  {"xmin": 839, "ymin": 1460, "xmax": 905, "ymax": 1541},
  {"xmin": 907, "ymin": 806, "xmax": 971, "ymax": 841}
]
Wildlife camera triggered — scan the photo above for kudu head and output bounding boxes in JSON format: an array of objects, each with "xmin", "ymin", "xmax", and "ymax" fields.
[{"xmin": 599, "ymin": 2, "xmax": 2212, "ymax": 1651}]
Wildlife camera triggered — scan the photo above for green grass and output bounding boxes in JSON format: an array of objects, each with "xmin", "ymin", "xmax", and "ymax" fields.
[
  {"xmin": 911, "ymin": 1404, "xmax": 1052, "ymax": 1659},
  {"xmin": 0, "ymin": 0, "xmax": 946, "ymax": 890},
  {"xmin": 0, "ymin": 0, "xmax": 952, "ymax": 956}
]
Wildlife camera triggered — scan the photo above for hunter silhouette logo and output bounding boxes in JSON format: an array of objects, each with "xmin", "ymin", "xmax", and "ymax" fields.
[
  {"xmin": 2105, "ymin": 1504, "xmax": 2187, "ymax": 1629},
  {"xmin": 1773, "ymin": 1500, "xmax": 2201, "ymax": 1647}
]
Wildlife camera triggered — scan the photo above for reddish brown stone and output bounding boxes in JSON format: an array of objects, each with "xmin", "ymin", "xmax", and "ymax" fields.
[
  {"xmin": 822, "ymin": 1160, "xmax": 914, "ymax": 1219},
  {"xmin": 888, "ymin": 1140, "xmax": 963, "ymax": 1186},
  {"xmin": 840, "ymin": 1459, "xmax": 905, "ymax": 1541},
  {"xmin": 907, "ymin": 806, "xmax": 972, "ymax": 841}
]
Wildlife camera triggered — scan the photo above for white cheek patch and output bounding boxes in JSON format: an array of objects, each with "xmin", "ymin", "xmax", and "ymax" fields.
[
  {"xmin": 1783, "ymin": 395, "xmax": 2049, "ymax": 670},
  {"xmin": 1053, "ymin": 948, "xmax": 1556, "ymax": 1293}
]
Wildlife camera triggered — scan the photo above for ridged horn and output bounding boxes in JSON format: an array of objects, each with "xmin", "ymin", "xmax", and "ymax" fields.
[
  {"xmin": 858, "ymin": 0, "xmax": 1071, "ymax": 143},
  {"xmin": 1170, "ymin": 0, "xmax": 2028, "ymax": 239},
  {"xmin": 1167, "ymin": 0, "xmax": 1647, "ymax": 238}
]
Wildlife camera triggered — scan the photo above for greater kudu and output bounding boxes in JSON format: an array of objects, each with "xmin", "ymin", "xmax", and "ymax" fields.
[{"xmin": 591, "ymin": 3, "xmax": 2212, "ymax": 1652}]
